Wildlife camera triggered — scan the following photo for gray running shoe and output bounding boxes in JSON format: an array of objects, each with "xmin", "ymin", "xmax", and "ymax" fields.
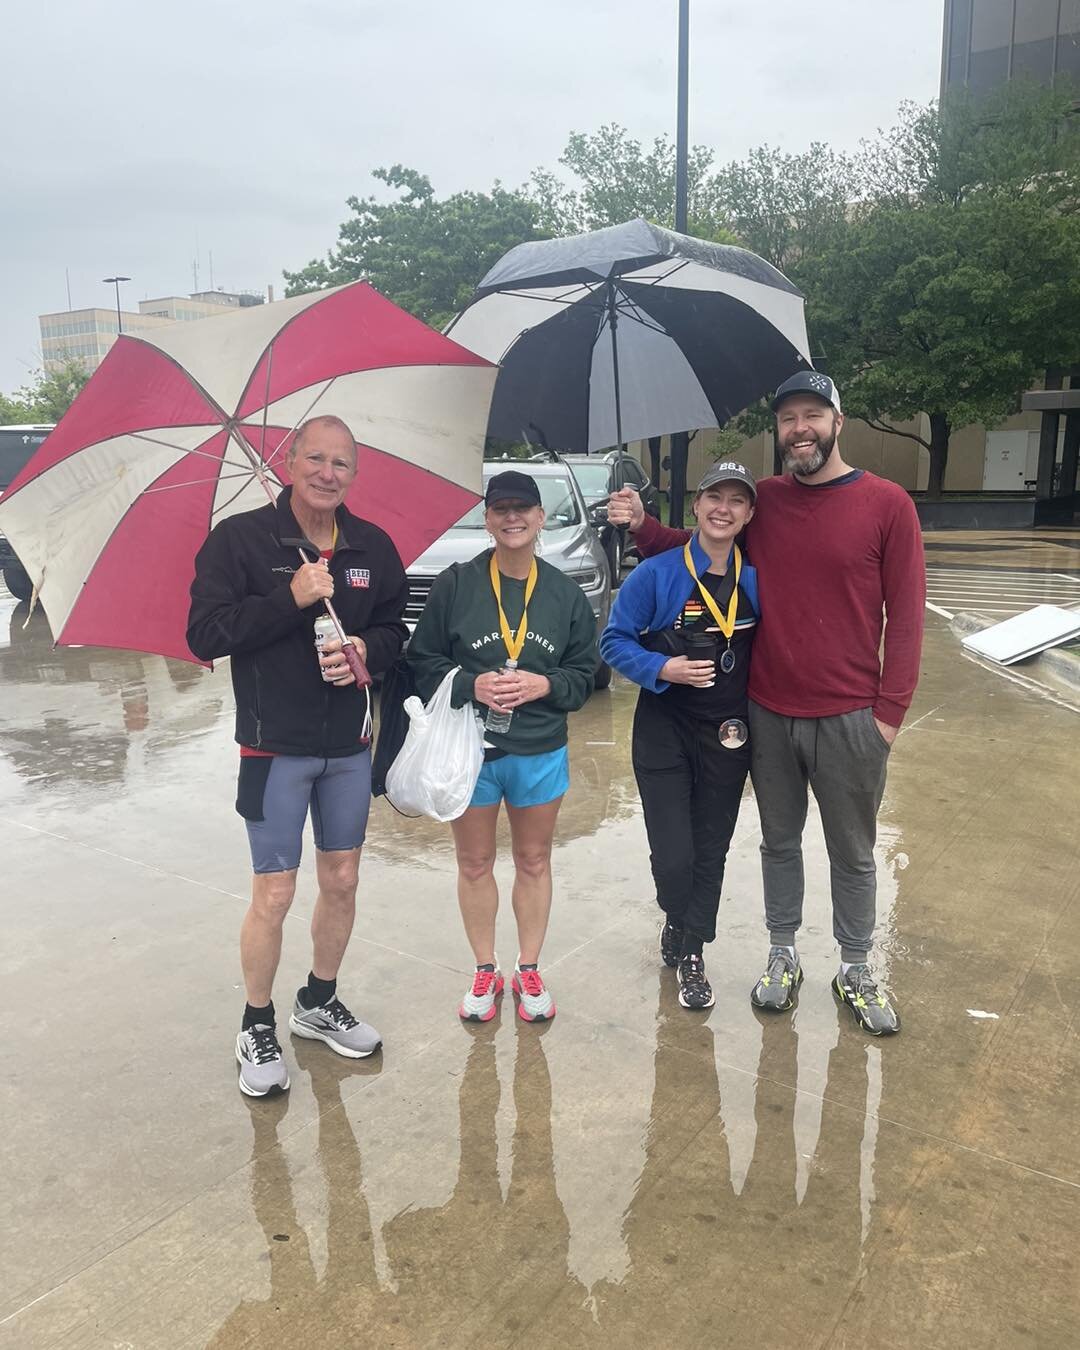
[
  {"xmin": 833, "ymin": 966, "xmax": 901, "ymax": 1036},
  {"xmin": 235, "ymin": 1024, "xmax": 290, "ymax": 1097},
  {"xmin": 750, "ymin": 946, "xmax": 803, "ymax": 1012},
  {"xmin": 289, "ymin": 994, "xmax": 382, "ymax": 1058}
]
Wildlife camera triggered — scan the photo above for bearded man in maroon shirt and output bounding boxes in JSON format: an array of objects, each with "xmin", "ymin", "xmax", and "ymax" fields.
[{"xmin": 607, "ymin": 371, "xmax": 925, "ymax": 1035}]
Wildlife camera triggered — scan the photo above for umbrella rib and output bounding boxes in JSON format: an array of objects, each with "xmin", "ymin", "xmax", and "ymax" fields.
[
  {"xmin": 213, "ymin": 471, "xmax": 281, "ymax": 519},
  {"xmin": 127, "ymin": 430, "xmax": 251, "ymax": 472},
  {"xmin": 141, "ymin": 470, "xmax": 257, "ymax": 494},
  {"xmin": 259, "ymin": 378, "xmax": 337, "ymax": 470},
  {"xmin": 489, "ymin": 284, "xmax": 597, "ymax": 307},
  {"xmin": 623, "ymin": 259, "xmax": 690, "ymax": 287}
]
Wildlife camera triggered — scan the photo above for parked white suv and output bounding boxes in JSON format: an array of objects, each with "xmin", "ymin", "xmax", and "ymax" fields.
[{"xmin": 404, "ymin": 460, "xmax": 613, "ymax": 689}]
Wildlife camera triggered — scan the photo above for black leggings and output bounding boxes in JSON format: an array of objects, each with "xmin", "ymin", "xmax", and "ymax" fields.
[{"xmin": 631, "ymin": 693, "xmax": 750, "ymax": 944}]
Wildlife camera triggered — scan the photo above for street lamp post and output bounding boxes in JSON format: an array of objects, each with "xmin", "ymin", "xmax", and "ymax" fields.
[
  {"xmin": 675, "ymin": 0, "xmax": 689, "ymax": 233},
  {"xmin": 102, "ymin": 275, "xmax": 131, "ymax": 335},
  {"xmin": 669, "ymin": 0, "xmax": 691, "ymax": 525}
]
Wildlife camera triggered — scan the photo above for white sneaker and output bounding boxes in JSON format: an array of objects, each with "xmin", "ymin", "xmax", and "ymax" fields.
[
  {"xmin": 512, "ymin": 963, "xmax": 556, "ymax": 1022},
  {"xmin": 459, "ymin": 964, "xmax": 505, "ymax": 1021}
]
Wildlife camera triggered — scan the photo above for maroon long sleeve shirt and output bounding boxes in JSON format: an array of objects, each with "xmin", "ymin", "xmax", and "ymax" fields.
[{"xmin": 632, "ymin": 471, "xmax": 926, "ymax": 727}]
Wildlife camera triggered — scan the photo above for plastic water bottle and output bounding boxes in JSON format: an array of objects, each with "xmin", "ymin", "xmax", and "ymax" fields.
[{"xmin": 484, "ymin": 658, "xmax": 517, "ymax": 734}]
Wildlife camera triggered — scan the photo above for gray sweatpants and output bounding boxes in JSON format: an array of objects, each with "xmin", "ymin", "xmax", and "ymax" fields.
[{"xmin": 748, "ymin": 701, "xmax": 890, "ymax": 963}]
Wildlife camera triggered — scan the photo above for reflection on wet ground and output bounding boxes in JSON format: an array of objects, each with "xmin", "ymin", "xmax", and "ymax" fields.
[{"xmin": 1, "ymin": 571, "xmax": 1078, "ymax": 1349}]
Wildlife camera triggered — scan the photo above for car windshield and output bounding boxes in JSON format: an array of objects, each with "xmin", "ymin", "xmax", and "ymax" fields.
[
  {"xmin": 568, "ymin": 463, "xmax": 613, "ymax": 497},
  {"xmin": 452, "ymin": 474, "xmax": 581, "ymax": 530}
]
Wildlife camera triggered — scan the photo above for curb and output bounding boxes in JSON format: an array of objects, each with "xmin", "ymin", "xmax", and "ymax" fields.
[{"xmin": 949, "ymin": 611, "xmax": 1080, "ymax": 694}]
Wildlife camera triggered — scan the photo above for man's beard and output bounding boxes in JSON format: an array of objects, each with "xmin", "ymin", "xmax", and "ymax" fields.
[{"xmin": 782, "ymin": 426, "xmax": 837, "ymax": 477}]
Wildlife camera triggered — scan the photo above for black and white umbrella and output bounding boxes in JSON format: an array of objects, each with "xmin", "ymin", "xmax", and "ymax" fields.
[{"xmin": 446, "ymin": 217, "xmax": 812, "ymax": 454}]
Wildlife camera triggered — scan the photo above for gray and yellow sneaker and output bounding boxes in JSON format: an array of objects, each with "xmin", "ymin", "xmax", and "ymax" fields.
[
  {"xmin": 833, "ymin": 965, "xmax": 901, "ymax": 1036},
  {"xmin": 236, "ymin": 1024, "xmax": 290, "ymax": 1097},
  {"xmin": 289, "ymin": 994, "xmax": 382, "ymax": 1058},
  {"xmin": 750, "ymin": 946, "xmax": 803, "ymax": 1012}
]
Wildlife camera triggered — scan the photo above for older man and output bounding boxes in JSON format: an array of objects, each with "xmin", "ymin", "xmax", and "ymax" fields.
[
  {"xmin": 188, "ymin": 415, "xmax": 408, "ymax": 1095},
  {"xmin": 608, "ymin": 372, "xmax": 925, "ymax": 1035}
]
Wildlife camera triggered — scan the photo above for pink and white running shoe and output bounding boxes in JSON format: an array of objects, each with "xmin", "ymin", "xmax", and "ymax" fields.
[
  {"xmin": 459, "ymin": 965, "xmax": 504, "ymax": 1022},
  {"xmin": 512, "ymin": 963, "xmax": 556, "ymax": 1022}
]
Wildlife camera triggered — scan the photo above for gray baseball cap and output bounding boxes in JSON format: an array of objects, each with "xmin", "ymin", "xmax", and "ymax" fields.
[
  {"xmin": 695, "ymin": 460, "xmax": 757, "ymax": 501},
  {"xmin": 771, "ymin": 370, "xmax": 842, "ymax": 415}
]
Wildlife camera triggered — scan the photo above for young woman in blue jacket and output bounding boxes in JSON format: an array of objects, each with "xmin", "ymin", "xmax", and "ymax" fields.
[{"xmin": 600, "ymin": 463, "xmax": 759, "ymax": 1010}]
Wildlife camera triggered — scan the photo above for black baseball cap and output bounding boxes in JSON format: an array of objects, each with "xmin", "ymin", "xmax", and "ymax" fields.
[
  {"xmin": 696, "ymin": 460, "xmax": 757, "ymax": 501},
  {"xmin": 484, "ymin": 469, "xmax": 542, "ymax": 508},
  {"xmin": 771, "ymin": 370, "xmax": 842, "ymax": 415}
]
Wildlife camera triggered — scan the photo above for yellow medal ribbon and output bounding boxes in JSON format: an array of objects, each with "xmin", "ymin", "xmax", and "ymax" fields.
[
  {"xmin": 490, "ymin": 552, "xmax": 539, "ymax": 662},
  {"xmin": 683, "ymin": 538, "xmax": 741, "ymax": 640}
]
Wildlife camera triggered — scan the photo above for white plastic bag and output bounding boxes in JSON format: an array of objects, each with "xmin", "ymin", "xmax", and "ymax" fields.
[{"xmin": 385, "ymin": 667, "xmax": 485, "ymax": 822}]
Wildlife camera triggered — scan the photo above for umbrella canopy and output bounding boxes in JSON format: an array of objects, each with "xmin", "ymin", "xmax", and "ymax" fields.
[
  {"xmin": 0, "ymin": 282, "xmax": 496, "ymax": 663},
  {"xmin": 445, "ymin": 217, "xmax": 812, "ymax": 453}
]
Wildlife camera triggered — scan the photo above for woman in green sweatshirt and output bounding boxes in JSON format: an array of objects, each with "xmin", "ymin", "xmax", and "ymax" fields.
[{"xmin": 407, "ymin": 470, "xmax": 598, "ymax": 1025}]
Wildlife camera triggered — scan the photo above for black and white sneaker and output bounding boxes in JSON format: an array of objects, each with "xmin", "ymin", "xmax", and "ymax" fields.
[
  {"xmin": 660, "ymin": 919, "xmax": 684, "ymax": 969},
  {"xmin": 236, "ymin": 1024, "xmax": 290, "ymax": 1097},
  {"xmin": 289, "ymin": 993, "xmax": 382, "ymax": 1059},
  {"xmin": 676, "ymin": 954, "xmax": 715, "ymax": 1010}
]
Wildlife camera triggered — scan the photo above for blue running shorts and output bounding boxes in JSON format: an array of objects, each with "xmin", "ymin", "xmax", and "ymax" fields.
[
  {"xmin": 470, "ymin": 746, "xmax": 570, "ymax": 809},
  {"xmin": 237, "ymin": 750, "xmax": 372, "ymax": 874}
]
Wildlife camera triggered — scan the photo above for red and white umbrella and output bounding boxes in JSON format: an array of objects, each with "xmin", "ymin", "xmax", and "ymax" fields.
[{"xmin": 0, "ymin": 282, "xmax": 496, "ymax": 663}]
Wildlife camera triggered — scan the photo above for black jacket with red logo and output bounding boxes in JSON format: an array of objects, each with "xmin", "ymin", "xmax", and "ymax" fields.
[{"xmin": 187, "ymin": 488, "xmax": 408, "ymax": 756}]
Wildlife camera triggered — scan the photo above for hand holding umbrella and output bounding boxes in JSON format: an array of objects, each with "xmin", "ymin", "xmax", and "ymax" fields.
[{"xmin": 292, "ymin": 554, "xmax": 371, "ymax": 688}]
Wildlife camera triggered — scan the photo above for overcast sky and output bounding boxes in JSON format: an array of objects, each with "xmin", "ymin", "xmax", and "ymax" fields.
[{"xmin": 0, "ymin": 0, "xmax": 944, "ymax": 393}]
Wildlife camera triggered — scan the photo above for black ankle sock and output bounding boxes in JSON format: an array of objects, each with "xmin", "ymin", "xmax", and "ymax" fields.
[
  {"xmin": 300, "ymin": 972, "xmax": 337, "ymax": 1010},
  {"xmin": 476, "ymin": 962, "xmax": 496, "ymax": 972},
  {"xmin": 517, "ymin": 962, "xmax": 538, "ymax": 972},
  {"xmin": 680, "ymin": 934, "xmax": 704, "ymax": 959},
  {"xmin": 243, "ymin": 1001, "xmax": 275, "ymax": 1031}
]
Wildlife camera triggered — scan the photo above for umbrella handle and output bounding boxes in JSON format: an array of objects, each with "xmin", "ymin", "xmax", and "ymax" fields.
[{"xmin": 339, "ymin": 640, "xmax": 372, "ymax": 689}]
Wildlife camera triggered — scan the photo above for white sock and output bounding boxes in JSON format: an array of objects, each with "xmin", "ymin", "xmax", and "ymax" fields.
[
  {"xmin": 840, "ymin": 960, "xmax": 866, "ymax": 976},
  {"xmin": 774, "ymin": 945, "xmax": 797, "ymax": 961}
]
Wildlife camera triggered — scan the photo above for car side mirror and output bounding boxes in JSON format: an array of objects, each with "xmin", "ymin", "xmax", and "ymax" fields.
[{"xmin": 587, "ymin": 502, "xmax": 608, "ymax": 525}]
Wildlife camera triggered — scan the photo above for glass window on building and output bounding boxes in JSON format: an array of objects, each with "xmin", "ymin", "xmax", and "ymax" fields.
[
  {"xmin": 948, "ymin": 0, "xmax": 973, "ymax": 60},
  {"xmin": 1012, "ymin": 36, "xmax": 1055, "ymax": 79},
  {"xmin": 970, "ymin": 0, "xmax": 1013, "ymax": 51},
  {"xmin": 1057, "ymin": 27, "xmax": 1080, "ymax": 75},
  {"xmin": 970, "ymin": 43, "xmax": 1010, "ymax": 89},
  {"xmin": 1014, "ymin": 0, "xmax": 1058, "ymax": 43}
]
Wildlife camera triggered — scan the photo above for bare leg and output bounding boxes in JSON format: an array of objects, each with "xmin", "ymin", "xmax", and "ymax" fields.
[
  {"xmin": 450, "ymin": 804, "xmax": 501, "ymax": 965},
  {"xmin": 311, "ymin": 846, "xmax": 362, "ymax": 981},
  {"xmin": 241, "ymin": 870, "xmax": 298, "ymax": 1006},
  {"xmin": 506, "ymin": 796, "xmax": 563, "ymax": 965}
]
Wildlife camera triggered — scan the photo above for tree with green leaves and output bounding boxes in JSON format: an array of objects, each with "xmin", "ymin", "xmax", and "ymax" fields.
[
  {"xmin": 806, "ymin": 80, "xmax": 1080, "ymax": 496},
  {"xmin": 529, "ymin": 124, "xmax": 732, "ymax": 241},
  {"xmin": 284, "ymin": 166, "xmax": 546, "ymax": 328},
  {"xmin": 0, "ymin": 359, "xmax": 91, "ymax": 425}
]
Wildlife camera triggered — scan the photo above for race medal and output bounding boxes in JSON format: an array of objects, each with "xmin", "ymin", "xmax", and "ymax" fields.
[
  {"xmin": 683, "ymin": 539, "xmax": 741, "ymax": 670},
  {"xmin": 718, "ymin": 718, "xmax": 748, "ymax": 749}
]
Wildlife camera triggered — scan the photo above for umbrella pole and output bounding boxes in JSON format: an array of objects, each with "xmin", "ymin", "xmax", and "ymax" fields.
[
  {"xmin": 607, "ymin": 285, "xmax": 625, "ymax": 493},
  {"xmin": 231, "ymin": 425, "xmax": 372, "ymax": 689}
]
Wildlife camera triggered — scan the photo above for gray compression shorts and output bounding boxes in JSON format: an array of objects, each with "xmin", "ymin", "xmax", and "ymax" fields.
[{"xmin": 236, "ymin": 750, "xmax": 372, "ymax": 874}]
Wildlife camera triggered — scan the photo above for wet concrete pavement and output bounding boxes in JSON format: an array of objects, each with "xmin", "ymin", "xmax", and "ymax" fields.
[{"xmin": 1, "ymin": 563, "xmax": 1079, "ymax": 1349}]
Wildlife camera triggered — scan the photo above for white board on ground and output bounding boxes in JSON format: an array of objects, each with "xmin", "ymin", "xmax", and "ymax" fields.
[{"xmin": 961, "ymin": 604, "xmax": 1080, "ymax": 666}]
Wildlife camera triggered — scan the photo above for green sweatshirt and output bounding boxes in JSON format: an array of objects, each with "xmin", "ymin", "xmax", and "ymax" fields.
[{"xmin": 407, "ymin": 550, "xmax": 599, "ymax": 756}]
